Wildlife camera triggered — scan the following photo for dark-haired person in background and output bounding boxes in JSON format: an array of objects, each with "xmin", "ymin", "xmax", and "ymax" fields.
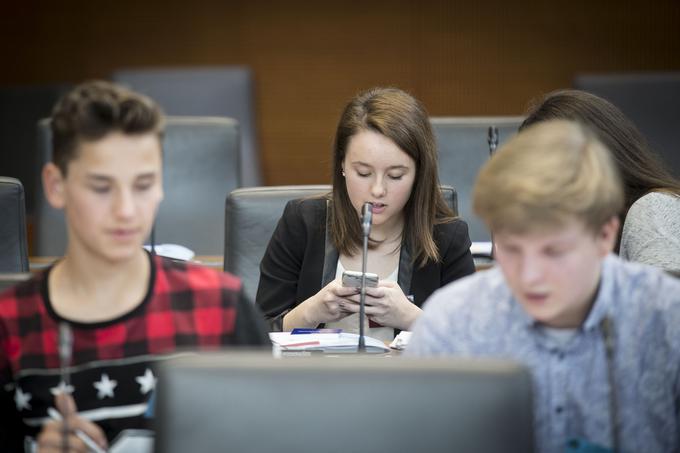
[
  {"xmin": 256, "ymin": 87, "xmax": 475, "ymax": 338},
  {"xmin": 0, "ymin": 81, "xmax": 269, "ymax": 452},
  {"xmin": 521, "ymin": 89, "xmax": 680, "ymax": 273}
]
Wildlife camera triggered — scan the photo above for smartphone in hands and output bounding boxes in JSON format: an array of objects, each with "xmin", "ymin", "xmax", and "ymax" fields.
[{"xmin": 341, "ymin": 270, "xmax": 379, "ymax": 288}]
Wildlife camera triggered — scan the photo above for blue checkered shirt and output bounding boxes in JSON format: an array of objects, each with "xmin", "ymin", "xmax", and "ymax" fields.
[{"xmin": 407, "ymin": 255, "xmax": 680, "ymax": 453}]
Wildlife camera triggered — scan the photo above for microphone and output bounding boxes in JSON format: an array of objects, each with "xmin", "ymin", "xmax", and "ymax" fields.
[
  {"xmin": 487, "ymin": 126, "xmax": 499, "ymax": 156},
  {"xmin": 361, "ymin": 202, "xmax": 373, "ymax": 236},
  {"xmin": 358, "ymin": 202, "xmax": 372, "ymax": 352}
]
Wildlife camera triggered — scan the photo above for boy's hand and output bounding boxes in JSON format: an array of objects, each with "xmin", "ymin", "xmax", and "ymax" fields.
[{"xmin": 36, "ymin": 392, "xmax": 108, "ymax": 453}]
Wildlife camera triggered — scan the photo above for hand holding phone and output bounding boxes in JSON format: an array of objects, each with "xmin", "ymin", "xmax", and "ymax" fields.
[{"xmin": 341, "ymin": 270, "xmax": 379, "ymax": 288}]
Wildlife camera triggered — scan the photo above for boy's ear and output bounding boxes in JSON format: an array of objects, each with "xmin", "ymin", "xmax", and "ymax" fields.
[
  {"xmin": 42, "ymin": 163, "xmax": 66, "ymax": 209},
  {"xmin": 597, "ymin": 216, "xmax": 620, "ymax": 257}
]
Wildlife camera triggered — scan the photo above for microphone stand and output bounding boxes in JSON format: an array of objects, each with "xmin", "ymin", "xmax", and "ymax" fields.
[
  {"xmin": 358, "ymin": 203, "xmax": 372, "ymax": 352},
  {"xmin": 601, "ymin": 318, "xmax": 620, "ymax": 452},
  {"xmin": 150, "ymin": 224, "xmax": 156, "ymax": 256},
  {"xmin": 358, "ymin": 233, "xmax": 368, "ymax": 352},
  {"xmin": 487, "ymin": 126, "xmax": 499, "ymax": 260},
  {"xmin": 58, "ymin": 323, "xmax": 73, "ymax": 453}
]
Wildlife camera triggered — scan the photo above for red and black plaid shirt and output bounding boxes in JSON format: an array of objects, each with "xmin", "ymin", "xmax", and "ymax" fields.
[{"xmin": 0, "ymin": 253, "xmax": 269, "ymax": 451}]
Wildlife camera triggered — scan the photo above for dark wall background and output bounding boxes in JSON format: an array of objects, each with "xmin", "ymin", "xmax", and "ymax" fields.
[{"xmin": 2, "ymin": 0, "xmax": 679, "ymax": 186}]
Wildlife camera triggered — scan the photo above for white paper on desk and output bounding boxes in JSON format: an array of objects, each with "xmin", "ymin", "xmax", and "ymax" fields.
[
  {"xmin": 269, "ymin": 332, "xmax": 390, "ymax": 353},
  {"xmin": 470, "ymin": 241, "xmax": 493, "ymax": 256},
  {"xmin": 143, "ymin": 243, "xmax": 195, "ymax": 261},
  {"xmin": 389, "ymin": 331, "xmax": 412, "ymax": 350}
]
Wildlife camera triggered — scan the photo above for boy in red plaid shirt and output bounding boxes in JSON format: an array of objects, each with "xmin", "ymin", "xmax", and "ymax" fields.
[{"xmin": 0, "ymin": 81, "xmax": 269, "ymax": 452}]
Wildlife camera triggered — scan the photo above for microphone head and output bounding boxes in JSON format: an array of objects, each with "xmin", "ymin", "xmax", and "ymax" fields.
[
  {"xmin": 361, "ymin": 202, "xmax": 373, "ymax": 236},
  {"xmin": 487, "ymin": 126, "xmax": 499, "ymax": 155}
]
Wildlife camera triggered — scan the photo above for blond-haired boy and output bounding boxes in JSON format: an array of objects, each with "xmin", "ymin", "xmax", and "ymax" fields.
[{"xmin": 408, "ymin": 120, "xmax": 680, "ymax": 452}]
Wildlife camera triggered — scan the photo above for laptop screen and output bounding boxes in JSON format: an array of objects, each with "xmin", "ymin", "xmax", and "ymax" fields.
[{"xmin": 154, "ymin": 352, "xmax": 534, "ymax": 453}]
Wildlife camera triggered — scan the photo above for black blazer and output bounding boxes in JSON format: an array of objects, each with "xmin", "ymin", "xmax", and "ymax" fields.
[{"xmin": 256, "ymin": 197, "xmax": 476, "ymax": 330}]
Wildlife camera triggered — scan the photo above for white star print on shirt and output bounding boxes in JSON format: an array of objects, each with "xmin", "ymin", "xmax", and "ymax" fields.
[
  {"xmin": 50, "ymin": 381, "xmax": 75, "ymax": 396},
  {"xmin": 14, "ymin": 387, "xmax": 32, "ymax": 411},
  {"xmin": 136, "ymin": 368, "xmax": 156, "ymax": 394},
  {"xmin": 93, "ymin": 373, "xmax": 118, "ymax": 399}
]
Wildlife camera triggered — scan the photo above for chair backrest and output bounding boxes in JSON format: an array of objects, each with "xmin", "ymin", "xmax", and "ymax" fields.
[
  {"xmin": 224, "ymin": 185, "xmax": 457, "ymax": 302},
  {"xmin": 574, "ymin": 72, "xmax": 680, "ymax": 178},
  {"xmin": 112, "ymin": 66, "xmax": 262, "ymax": 186},
  {"xmin": 431, "ymin": 116, "xmax": 524, "ymax": 243},
  {"xmin": 0, "ymin": 272, "xmax": 31, "ymax": 293},
  {"xmin": 0, "ymin": 177, "xmax": 29, "ymax": 272},
  {"xmin": 34, "ymin": 116, "xmax": 240, "ymax": 256},
  {"xmin": 0, "ymin": 84, "xmax": 70, "ymax": 216}
]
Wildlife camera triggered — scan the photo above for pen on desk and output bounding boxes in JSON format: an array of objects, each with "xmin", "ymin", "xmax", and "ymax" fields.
[
  {"xmin": 47, "ymin": 407, "xmax": 107, "ymax": 453},
  {"xmin": 283, "ymin": 340, "xmax": 321, "ymax": 348}
]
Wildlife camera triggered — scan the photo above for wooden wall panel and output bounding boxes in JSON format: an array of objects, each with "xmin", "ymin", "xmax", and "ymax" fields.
[{"xmin": 1, "ymin": 0, "xmax": 679, "ymax": 185}]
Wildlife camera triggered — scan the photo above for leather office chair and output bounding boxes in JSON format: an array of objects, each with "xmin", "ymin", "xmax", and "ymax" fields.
[
  {"xmin": 574, "ymin": 72, "xmax": 680, "ymax": 178},
  {"xmin": 34, "ymin": 116, "xmax": 240, "ymax": 256},
  {"xmin": 0, "ymin": 84, "xmax": 70, "ymax": 216},
  {"xmin": 0, "ymin": 177, "xmax": 29, "ymax": 272},
  {"xmin": 112, "ymin": 66, "xmax": 262, "ymax": 186},
  {"xmin": 223, "ymin": 185, "xmax": 458, "ymax": 302},
  {"xmin": 431, "ymin": 116, "xmax": 523, "ymax": 243}
]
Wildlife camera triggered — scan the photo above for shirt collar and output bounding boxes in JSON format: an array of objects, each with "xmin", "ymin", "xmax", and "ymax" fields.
[{"xmin": 581, "ymin": 254, "xmax": 616, "ymax": 331}]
